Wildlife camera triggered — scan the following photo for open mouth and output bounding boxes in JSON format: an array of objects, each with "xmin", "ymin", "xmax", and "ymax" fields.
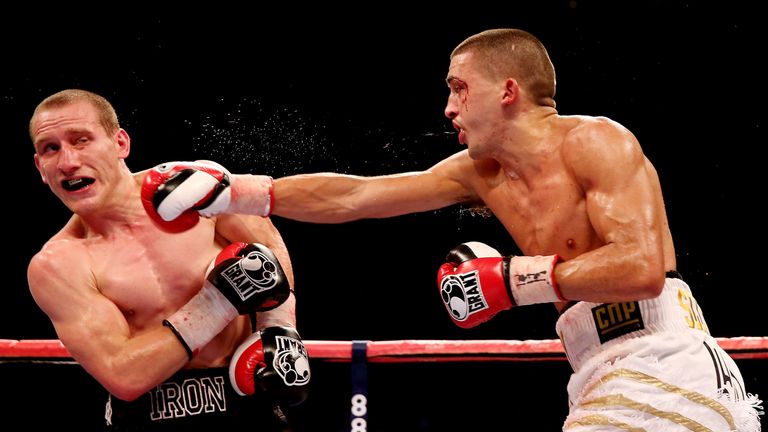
[{"xmin": 61, "ymin": 177, "xmax": 95, "ymax": 192}]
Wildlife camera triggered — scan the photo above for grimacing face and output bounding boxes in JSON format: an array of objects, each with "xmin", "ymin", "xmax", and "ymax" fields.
[{"xmin": 32, "ymin": 101, "xmax": 130, "ymax": 215}]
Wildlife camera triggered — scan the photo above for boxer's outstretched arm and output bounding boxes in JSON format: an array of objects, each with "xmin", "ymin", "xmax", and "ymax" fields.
[
  {"xmin": 28, "ymin": 240, "xmax": 189, "ymax": 401},
  {"xmin": 272, "ymin": 150, "xmax": 476, "ymax": 223}
]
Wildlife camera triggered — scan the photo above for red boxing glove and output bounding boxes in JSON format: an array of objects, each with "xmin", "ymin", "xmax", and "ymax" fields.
[
  {"xmin": 438, "ymin": 242, "xmax": 510, "ymax": 329},
  {"xmin": 141, "ymin": 161, "xmax": 232, "ymax": 232},
  {"xmin": 230, "ymin": 327, "xmax": 310, "ymax": 407},
  {"xmin": 141, "ymin": 160, "xmax": 274, "ymax": 233},
  {"xmin": 437, "ymin": 242, "xmax": 563, "ymax": 328}
]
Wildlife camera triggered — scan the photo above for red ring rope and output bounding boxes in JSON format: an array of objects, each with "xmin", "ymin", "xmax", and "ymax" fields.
[{"xmin": 1, "ymin": 337, "xmax": 766, "ymax": 363}]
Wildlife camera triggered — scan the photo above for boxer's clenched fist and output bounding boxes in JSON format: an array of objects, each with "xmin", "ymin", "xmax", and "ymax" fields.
[{"xmin": 141, "ymin": 160, "xmax": 274, "ymax": 232}]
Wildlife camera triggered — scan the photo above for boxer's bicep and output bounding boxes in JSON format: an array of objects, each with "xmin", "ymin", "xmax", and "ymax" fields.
[
  {"xmin": 558, "ymin": 120, "xmax": 665, "ymax": 300},
  {"xmin": 28, "ymin": 243, "xmax": 131, "ymax": 375},
  {"xmin": 352, "ymin": 152, "xmax": 476, "ymax": 218},
  {"xmin": 352, "ymin": 170, "xmax": 466, "ymax": 217}
]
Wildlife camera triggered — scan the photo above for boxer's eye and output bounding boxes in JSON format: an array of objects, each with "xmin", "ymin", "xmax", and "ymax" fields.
[{"xmin": 40, "ymin": 143, "xmax": 60, "ymax": 154}]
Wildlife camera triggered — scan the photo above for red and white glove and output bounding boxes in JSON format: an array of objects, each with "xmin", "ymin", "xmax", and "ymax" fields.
[
  {"xmin": 230, "ymin": 326, "xmax": 310, "ymax": 407},
  {"xmin": 164, "ymin": 242, "xmax": 291, "ymax": 360},
  {"xmin": 141, "ymin": 160, "xmax": 274, "ymax": 232},
  {"xmin": 437, "ymin": 241, "xmax": 563, "ymax": 328}
]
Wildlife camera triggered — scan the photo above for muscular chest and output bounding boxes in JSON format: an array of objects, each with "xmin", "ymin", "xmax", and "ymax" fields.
[
  {"xmin": 87, "ymin": 224, "xmax": 219, "ymax": 327},
  {"xmin": 480, "ymin": 171, "xmax": 597, "ymax": 257}
]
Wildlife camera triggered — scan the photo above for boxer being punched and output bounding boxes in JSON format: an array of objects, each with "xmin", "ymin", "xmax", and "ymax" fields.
[
  {"xmin": 28, "ymin": 89, "xmax": 309, "ymax": 430},
  {"xmin": 146, "ymin": 29, "xmax": 762, "ymax": 430}
]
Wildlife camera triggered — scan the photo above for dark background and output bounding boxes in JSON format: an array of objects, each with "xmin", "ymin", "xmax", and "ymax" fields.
[{"xmin": 2, "ymin": 2, "xmax": 765, "ymax": 429}]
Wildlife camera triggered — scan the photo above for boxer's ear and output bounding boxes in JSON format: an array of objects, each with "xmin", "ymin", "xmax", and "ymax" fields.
[
  {"xmin": 115, "ymin": 128, "xmax": 130, "ymax": 159},
  {"xmin": 34, "ymin": 154, "xmax": 48, "ymax": 184}
]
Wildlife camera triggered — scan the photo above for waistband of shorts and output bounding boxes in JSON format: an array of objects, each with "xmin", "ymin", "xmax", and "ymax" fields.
[
  {"xmin": 555, "ymin": 276, "xmax": 707, "ymax": 372},
  {"xmin": 106, "ymin": 366, "xmax": 237, "ymax": 427},
  {"xmin": 665, "ymin": 270, "xmax": 683, "ymax": 280}
]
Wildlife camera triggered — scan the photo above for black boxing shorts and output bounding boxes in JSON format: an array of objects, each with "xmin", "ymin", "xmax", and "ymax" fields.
[{"xmin": 104, "ymin": 367, "xmax": 290, "ymax": 431}]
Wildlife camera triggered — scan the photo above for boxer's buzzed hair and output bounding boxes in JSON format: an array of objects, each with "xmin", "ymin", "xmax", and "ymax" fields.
[
  {"xmin": 452, "ymin": 29, "xmax": 556, "ymax": 108},
  {"xmin": 30, "ymin": 89, "xmax": 120, "ymax": 140}
]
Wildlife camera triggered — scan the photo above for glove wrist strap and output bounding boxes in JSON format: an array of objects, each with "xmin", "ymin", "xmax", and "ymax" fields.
[
  {"xmin": 229, "ymin": 175, "xmax": 274, "ymax": 217},
  {"xmin": 507, "ymin": 255, "xmax": 564, "ymax": 305},
  {"xmin": 165, "ymin": 282, "xmax": 239, "ymax": 359}
]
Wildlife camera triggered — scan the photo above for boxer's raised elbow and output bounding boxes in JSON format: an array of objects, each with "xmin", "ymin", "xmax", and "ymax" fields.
[
  {"xmin": 102, "ymin": 377, "xmax": 152, "ymax": 402},
  {"xmin": 632, "ymin": 262, "xmax": 666, "ymax": 299},
  {"xmin": 94, "ymin": 365, "xmax": 159, "ymax": 401}
]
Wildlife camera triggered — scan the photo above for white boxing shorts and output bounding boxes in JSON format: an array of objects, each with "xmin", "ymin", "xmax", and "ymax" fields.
[{"xmin": 555, "ymin": 275, "xmax": 763, "ymax": 431}]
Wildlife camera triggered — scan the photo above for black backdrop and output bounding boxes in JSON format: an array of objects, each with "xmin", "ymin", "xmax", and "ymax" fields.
[{"xmin": 2, "ymin": 3, "xmax": 766, "ymax": 429}]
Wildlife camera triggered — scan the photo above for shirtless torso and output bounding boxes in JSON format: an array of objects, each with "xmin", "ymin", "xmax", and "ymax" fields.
[
  {"xmin": 36, "ymin": 176, "xmax": 249, "ymax": 368},
  {"xmin": 29, "ymin": 96, "xmax": 293, "ymax": 401},
  {"xmin": 462, "ymin": 115, "xmax": 677, "ymax": 310}
]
